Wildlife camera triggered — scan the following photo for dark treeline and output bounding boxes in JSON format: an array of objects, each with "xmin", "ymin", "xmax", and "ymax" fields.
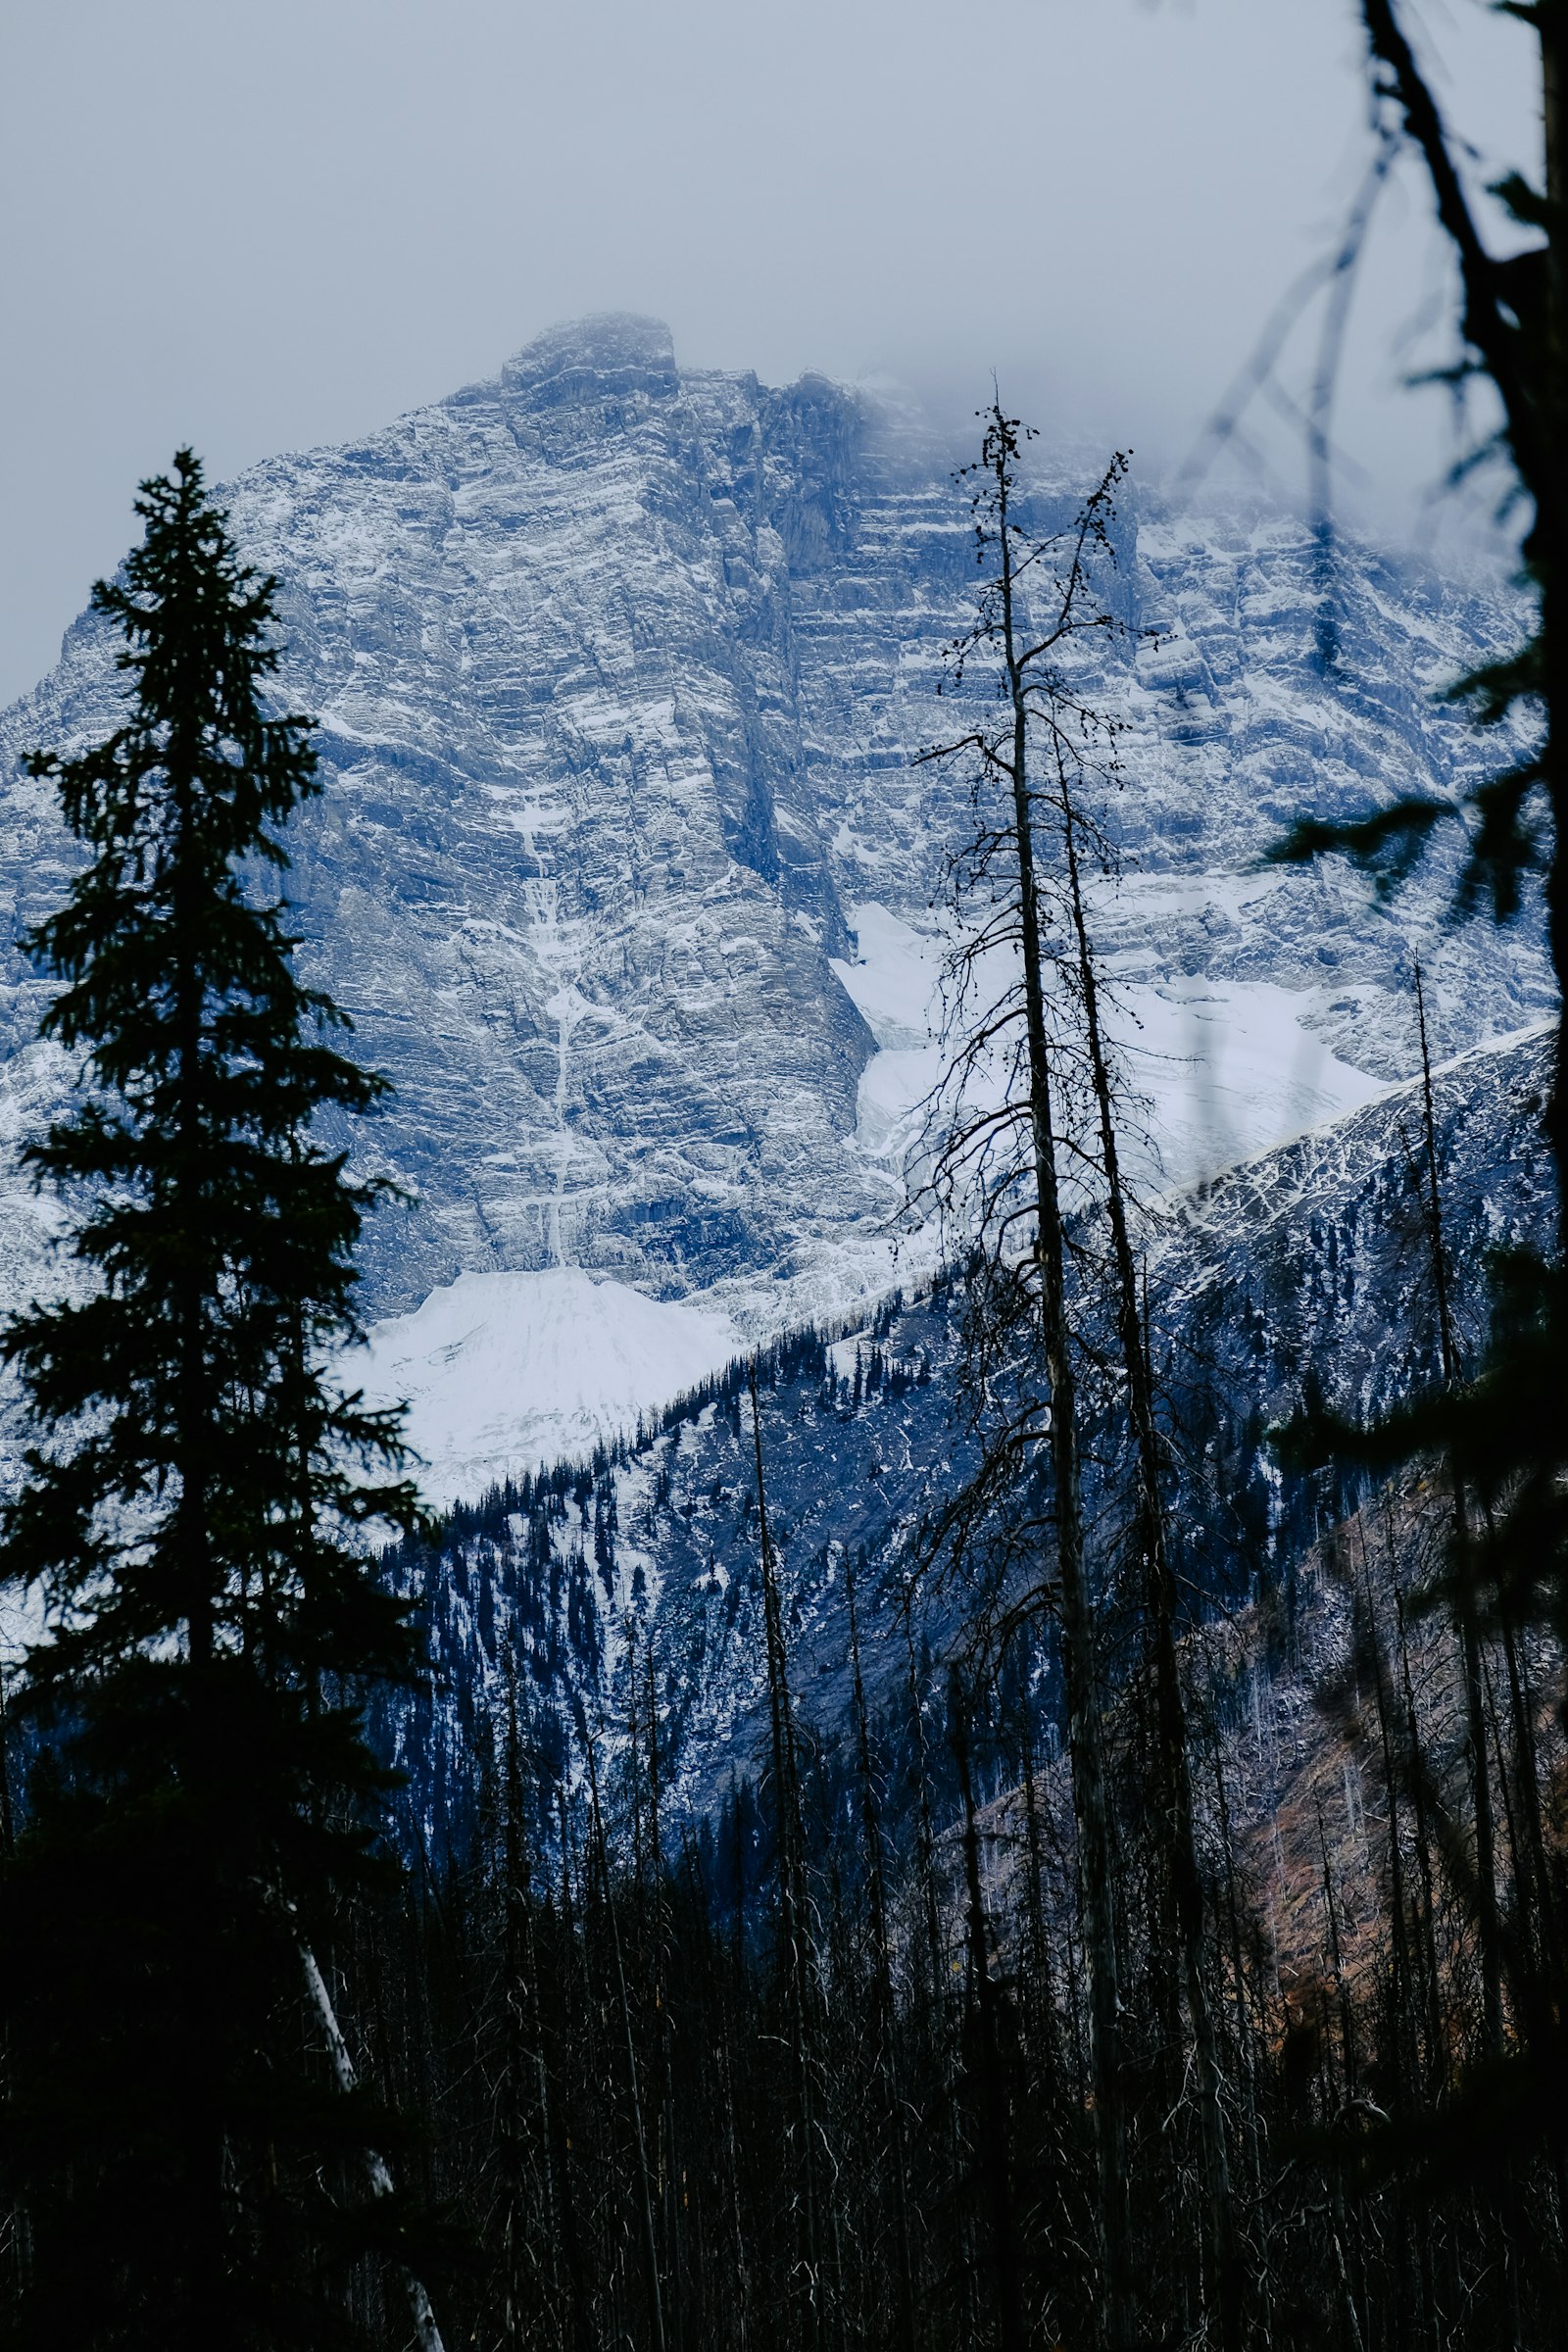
[{"xmin": 333, "ymin": 1460, "xmax": 1566, "ymax": 2352}]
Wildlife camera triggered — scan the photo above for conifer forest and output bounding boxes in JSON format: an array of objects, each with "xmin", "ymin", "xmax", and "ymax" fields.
[{"xmin": 2, "ymin": 5, "xmax": 1567, "ymax": 2349}]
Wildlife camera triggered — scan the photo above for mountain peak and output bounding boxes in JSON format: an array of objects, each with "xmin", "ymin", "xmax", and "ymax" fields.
[
  {"xmin": 0, "ymin": 327, "xmax": 1549, "ymax": 1348},
  {"xmin": 496, "ymin": 312, "xmax": 678, "ymax": 410}
]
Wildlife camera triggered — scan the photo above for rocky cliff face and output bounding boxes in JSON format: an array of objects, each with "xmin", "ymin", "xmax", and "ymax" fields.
[{"xmin": 0, "ymin": 315, "xmax": 1551, "ymax": 1356}]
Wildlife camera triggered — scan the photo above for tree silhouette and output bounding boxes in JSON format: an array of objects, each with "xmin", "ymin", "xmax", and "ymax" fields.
[{"xmin": 0, "ymin": 451, "xmax": 433, "ymax": 2349}]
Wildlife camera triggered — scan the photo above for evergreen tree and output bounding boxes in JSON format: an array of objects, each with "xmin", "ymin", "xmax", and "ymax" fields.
[{"xmin": 0, "ymin": 451, "xmax": 429, "ymax": 2349}]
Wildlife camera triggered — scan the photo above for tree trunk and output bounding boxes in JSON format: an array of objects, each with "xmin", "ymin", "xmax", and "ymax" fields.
[
  {"xmin": 296, "ymin": 1937, "xmax": 447, "ymax": 2352},
  {"xmin": 748, "ymin": 1366, "xmax": 825, "ymax": 2352},
  {"xmin": 1414, "ymin": 961, "xmax": 1503, "ymax": 2052},
  {"xmin": 993, "ymin": 440, "xmax": 1130, "ymax": 2349},
  {"xmin": 587, "ymin": 1742, "xmax": 667, "ymax": 2352},
  {"xmin": 1062, "ymin": 796, "xmax": 1243, "ymax": 2350},
  {"xmin": 951, "ymin": 1673, "xmax": 1028, "ymax": 2352}
]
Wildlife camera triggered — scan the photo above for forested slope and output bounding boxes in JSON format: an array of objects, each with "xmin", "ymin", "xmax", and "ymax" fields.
[{"xmin": 382, "ymin": 1022, "xmax": 1553, "ymax": 1844}]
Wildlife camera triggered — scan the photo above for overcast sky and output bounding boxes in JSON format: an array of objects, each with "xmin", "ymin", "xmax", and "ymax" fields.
[{"xmin": 0, "ymin": 0, "xmax": 1541, "ymax": 707}]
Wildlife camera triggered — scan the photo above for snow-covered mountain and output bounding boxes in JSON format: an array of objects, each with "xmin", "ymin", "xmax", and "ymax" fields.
[{"xmin": 0, "ymin": 314, "xmax": 1551, "ymax": 1499}]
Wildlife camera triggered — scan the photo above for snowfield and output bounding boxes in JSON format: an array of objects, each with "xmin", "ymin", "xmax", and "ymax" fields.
[{"xmin": 351, "ymin": 1267, "xmax": 744, "ymax": 1508}]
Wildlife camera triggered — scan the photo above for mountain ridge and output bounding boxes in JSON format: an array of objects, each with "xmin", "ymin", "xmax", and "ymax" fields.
[{"xmin": 0, "ymin": 315, "xmax": 1552, "ymax": 1494}]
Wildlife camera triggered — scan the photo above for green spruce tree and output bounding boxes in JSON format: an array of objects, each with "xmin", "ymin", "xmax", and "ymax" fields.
[{"xmin": 0, "ymin": 451, "xmax": 430, "ymax": 2349}]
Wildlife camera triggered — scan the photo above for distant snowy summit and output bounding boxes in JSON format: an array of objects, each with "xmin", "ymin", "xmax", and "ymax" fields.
[{"xmin": 0, "ymin": 315, "xmax": 1551, "ymax": 1496}]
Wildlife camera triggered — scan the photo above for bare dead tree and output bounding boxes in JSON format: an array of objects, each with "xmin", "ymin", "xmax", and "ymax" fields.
[
  {"xmin": 748, "ymin": 1362, "xmax": 828, "ymax": 2352},
  {"xmin": 916, "ymin": 408, "xmax": 1134, "ymax": 2348},
  {"xmin": 949, "ymin": 1665, "xmax": 1029, "ymax": 2352},
  {"xmin": 587, "ymin": 1737, "xmax": 668, "ymax": 2352}
]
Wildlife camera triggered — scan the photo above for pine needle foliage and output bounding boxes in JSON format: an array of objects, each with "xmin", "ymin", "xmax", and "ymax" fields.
[{"xmin": 0, "ymin": 451, "xmax": 428, "ymax": 2350}]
